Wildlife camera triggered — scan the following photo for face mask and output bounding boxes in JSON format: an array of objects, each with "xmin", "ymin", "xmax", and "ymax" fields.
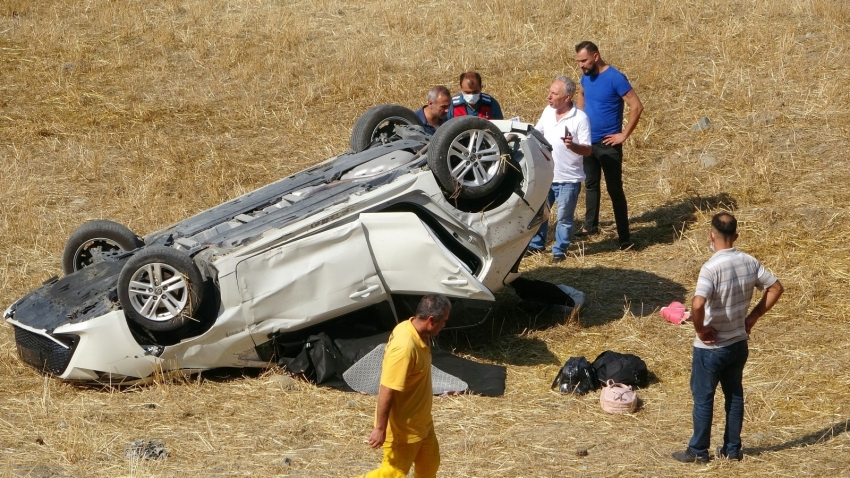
[{"xmin": 462, "ymin": 93, "xmax": 480, "ymax": 105}]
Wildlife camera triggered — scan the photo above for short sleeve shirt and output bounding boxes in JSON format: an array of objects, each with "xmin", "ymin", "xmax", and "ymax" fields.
[
  {"xmin": 534, "ymin": 105, "xmax": 591, "ymax": 183},
  {"xmin": 446, "ymin": 93, "xmax": 504, "ymax": 120},
  {"xmin": 580, "ymin": 66, "xmax": 633, "ymax": 143},
  {"xmin": 415, "ymin": 106, "xmax": 445, "ymax": 135},
  {"xmin": 379, "ymin": 319, "xmax": 433, "ymax": 443},
  {"xmin": 694, "ymin": 248, "xmax": 778, "ymax": 348}
]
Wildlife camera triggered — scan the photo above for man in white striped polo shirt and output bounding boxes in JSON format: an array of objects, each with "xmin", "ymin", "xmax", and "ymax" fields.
[{"xmin": 673, "ymin": 212, "xmax": 784, "ymax": 464}]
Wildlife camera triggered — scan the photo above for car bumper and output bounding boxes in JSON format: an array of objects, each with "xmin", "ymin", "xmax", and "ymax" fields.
[{"xmin": 8, "ymin": 311, "xmax": 160, "ymax": 382}]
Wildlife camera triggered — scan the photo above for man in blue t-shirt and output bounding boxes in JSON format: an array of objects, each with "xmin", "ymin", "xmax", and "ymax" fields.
[{"xmin": 574, "ymin": 41, "xmax": 644, "ymax": 250}]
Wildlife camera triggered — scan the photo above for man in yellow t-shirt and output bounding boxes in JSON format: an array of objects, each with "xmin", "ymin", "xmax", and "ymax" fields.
[{"xmin": 361, "ymin": 294, "xmax": 451, "ymax": 478}]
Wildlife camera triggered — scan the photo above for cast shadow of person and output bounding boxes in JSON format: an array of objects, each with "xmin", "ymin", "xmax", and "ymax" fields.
[
  {"xmin": 576, "ymin": 192, "xmax": 738, "ymax": 253},
  {"xmin": 629, "ymin": 192, "xmax": 738, "ymax": 249},
  {"xmin": 744, "ymin": 418, "xmax": 850, "ymax": 456},
  {"xmin": 441, "ymin": 266, "xmax": 688, "ymax": 366},
  {"xmin": 522, "ymin": 266, "xmax": 689, "ymax": 328},
  {"xmin": 439, "ymin": 296, "xmax": 564, "ymax": 368}
]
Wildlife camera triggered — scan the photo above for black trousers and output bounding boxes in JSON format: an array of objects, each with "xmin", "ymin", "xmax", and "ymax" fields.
[{"xmin": 582, "ymin": 142, "xmax": 630, "ymax": 243}]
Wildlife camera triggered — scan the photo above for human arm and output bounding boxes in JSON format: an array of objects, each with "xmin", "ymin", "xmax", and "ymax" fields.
[
  {"xmin": 691, "ymin": 295, "xmax": 717, "ymax": 344},
  {"xmin": 602, "ymin": 89, "xmax": 644, "ymax": 146},
  {"xmin": 533, "ymin": 108, "xmax": 546, "ymax": 133},
  {"xmin": 565, "ymin": 115, "xmax": 592, "ymax": 156},
  {"xmin": 446, "ymin": 95, "xmax": 457, "ymax": 120},
  {"xmin": 490, "ymin": 97, "xmax": 504, "ymax": 120},
  {"xmin": 563, "ymin": 133, "xmax": 591, "ymax": 156},
  {"xmin": 574, "ymin": 89, "xmax": 585, "ymax": 110},
  {"xmin": 745, "ymin": 280, "xmax": 784, "ymax": 334},
  {"xmin": 367, "ymin": 385, "xmax": 395, "ymax": 449}
]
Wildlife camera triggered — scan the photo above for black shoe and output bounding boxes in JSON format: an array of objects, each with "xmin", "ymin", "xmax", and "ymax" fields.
[
  {"xmin": 671, "ymin": 449, "xmax": 710, "ymax": 464},
  {"xmin": 574, "ymin": 228, "xmax": 598, "ymax": 237},
  {"xmin": 619, "ymin": 241, "xmax": 634, "ymax": 251},
  {"xmin": 716, "ymin": 446, "xmax": 743, "ymax": 461},
  {"xmin": 524, "ymin": 247, "xmax": 545, "ymax": 258},
  {"xmin": 552, "ymin": 254, "xmax": 566, "ymax": 264}
]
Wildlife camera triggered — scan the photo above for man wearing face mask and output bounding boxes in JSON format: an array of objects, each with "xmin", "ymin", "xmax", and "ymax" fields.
[
  {"xmin": 672, "ymin": 212, "xmax": 784, "ymax": 464},
  {"xmin": 447, "ymin": 71, "xmax": 504, "ymax": 120},
  {"xmin": 415, "ymin": 85, "xmax": 451, "ymax": 135}
]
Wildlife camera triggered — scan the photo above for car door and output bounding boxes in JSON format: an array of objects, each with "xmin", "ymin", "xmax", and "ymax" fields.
[
  {"xmin": 235, "ymin": 220, "xmax": 387, "ymax": 334},
  {"xmin": 359, "ymin": 212, "xmax": 494, "ymax": 301}
]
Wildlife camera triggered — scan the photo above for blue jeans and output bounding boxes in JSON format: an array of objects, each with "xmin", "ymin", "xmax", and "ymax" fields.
[
  {"xmin": 688, "ymin": 340, "xmax": 749, "ymax": 458},
  {"xmin": 529, "ymin": 182, "xmax": 581, "ymax": 256}
]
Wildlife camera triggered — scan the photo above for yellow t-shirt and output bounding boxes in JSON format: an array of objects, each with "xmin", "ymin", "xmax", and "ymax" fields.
[{"xmin": 380, "ymin": 319, "xmax": 433, "ymax": 443}]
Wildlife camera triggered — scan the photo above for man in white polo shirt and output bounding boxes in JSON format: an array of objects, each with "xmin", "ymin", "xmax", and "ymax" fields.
[{"xmin": 527, "ymin": 75, "xmax": 592, "ymax": 263}]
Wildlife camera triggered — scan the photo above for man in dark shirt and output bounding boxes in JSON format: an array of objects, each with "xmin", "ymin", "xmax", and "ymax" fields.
[{"xmin": 415, "ymin": 85, "xmax": 451, "ymax": 135}]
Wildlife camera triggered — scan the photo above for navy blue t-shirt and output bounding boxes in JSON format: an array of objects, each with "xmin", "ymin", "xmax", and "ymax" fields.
[
  {"xmin": 580, "ymin": 66, "xmax": 633, "ymax": 143},
  {"xmin": 416, "ymin": 106, "xmax": 445, "ymax": 135}
]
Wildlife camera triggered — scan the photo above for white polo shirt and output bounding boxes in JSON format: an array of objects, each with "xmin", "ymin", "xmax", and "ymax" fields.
[{"xmin": 534, "ymin": 105, "xmax": 591, "ymax": 183}]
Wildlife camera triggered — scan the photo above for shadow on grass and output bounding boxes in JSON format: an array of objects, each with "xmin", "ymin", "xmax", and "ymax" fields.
[
  {"xmin": 441, "ymin": 266, "xmax": 687, "ymax": 366},
  {"xmin": 577, "ymin": 192, "xmax": 738, "ymax": 253},
  {"xmin": 746, "ymin": 418, "xmax": 850, "ymax": 455},
  {"xmin": 521, "ymin": 266, "xmax": 689, "ymax": 328},
  {"xmin": 197, "ymin": 367, "xmax": 267, "ymax": 383}
]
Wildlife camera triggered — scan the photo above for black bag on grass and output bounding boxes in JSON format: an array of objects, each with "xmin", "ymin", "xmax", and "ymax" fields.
[
  {"xmin": 551, "ymin": 356, "xmax": 598, "ymax": 395},
  {"xmin": 278, "ymin": 332, "xmax": 346, "ymax": 384},
  {"xmin": 592, "ymin": 351, "xmax": 649, "ymax": 388}
]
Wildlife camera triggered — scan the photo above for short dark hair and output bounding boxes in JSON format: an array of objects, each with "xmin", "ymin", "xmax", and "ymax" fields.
[
  {"xmin": 458, "ymin": 71, "xmax": 482, "ymax": 87},
  {"xmin": 414, "ymin": 294, "xmax": 451, "ymax": 321},
  {"xmin": 711, "ymin": 212, "xmax": 737, "ymax": 238},
  {"xmin": 575, "ymin": 41, "xmax": 599, "ymax": 54}
]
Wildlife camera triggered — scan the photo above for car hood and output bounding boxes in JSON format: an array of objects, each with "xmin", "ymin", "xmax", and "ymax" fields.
[{"xmin": 6, "ymin": 259, "xmax": 125, "ymax": 332}]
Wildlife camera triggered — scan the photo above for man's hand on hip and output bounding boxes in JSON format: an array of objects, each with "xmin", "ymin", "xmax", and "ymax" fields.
[
  {"xmin": 696, "ymin": 326, "xmax": 717, "ymax": 344},
  {"xmin": 602, "ymin": 133, "xmax": 627, "ymax": 146}
]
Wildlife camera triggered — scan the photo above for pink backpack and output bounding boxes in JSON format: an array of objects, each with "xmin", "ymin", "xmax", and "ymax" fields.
[{"xmin": 599, "ymin": 380, "xmax": 638, "ymax": 414}]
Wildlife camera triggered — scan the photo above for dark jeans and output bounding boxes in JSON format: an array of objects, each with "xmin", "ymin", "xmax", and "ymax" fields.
[
  {"xmin": 582, "ymin": 143, "xmax": 629, "ymax": 243},
  {"xmin": 688, "ymin": 340, "xmax": 749, "ymax": 458}
]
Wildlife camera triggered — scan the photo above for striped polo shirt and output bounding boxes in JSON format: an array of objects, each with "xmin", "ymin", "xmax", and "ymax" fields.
[{"xmin": 694, "ymin": 248, "xmax": 777, "ymax": 349}]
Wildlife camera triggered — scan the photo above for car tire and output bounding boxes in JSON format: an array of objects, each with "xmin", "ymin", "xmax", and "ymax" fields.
[
  {"xmin": 350, "ymin": 104, "xmax": 421, "ymax": 153},
  {"xmin": 118, "ymin": 246, "xmax": 205, "ymax": 332},
  {"xmin": 62, "ymin": 220, "xmax": 144, "ymax": 275},
  {"xmin": 427, "ymin": 116, "xmax": 512, "ymax": 200}
]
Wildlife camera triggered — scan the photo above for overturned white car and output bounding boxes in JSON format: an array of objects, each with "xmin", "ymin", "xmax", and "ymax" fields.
[{"xmin": 4, "ymin": 106, "xmax": 554, "ymax": 383}]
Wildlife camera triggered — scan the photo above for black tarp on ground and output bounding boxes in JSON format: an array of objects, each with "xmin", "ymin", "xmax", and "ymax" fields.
[
  {"xmin": 510, "ymin": 276, "xmax": 575, "ymax": 306},
  {"xmin": 278, "ymin": 330, "xmax": 506, "ymax": 397}
]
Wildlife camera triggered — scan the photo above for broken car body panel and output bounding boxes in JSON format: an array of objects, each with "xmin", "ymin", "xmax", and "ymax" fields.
[{"xmin": 5, "ymin": 116, "xmax": 553, "ymax": 383}]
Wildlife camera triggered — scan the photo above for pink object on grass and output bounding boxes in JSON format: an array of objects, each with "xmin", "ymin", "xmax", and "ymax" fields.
[{"xmin": 660, "ymin": 301, "xmax": 691, "ymax": 325}]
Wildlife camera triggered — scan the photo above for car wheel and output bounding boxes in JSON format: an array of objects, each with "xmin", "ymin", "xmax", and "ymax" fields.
[
  {"xmin": 427, "ymin": 116, "xmax": 512, "ymax": 200},
  {"xmin": 350, "ymin": 104, "xmax": 421, "ymax": 153},
  {"xmin": 62, "ymin": 220, "xmax": 144, "ymax": 275},
  {"xmin": 117, "ymin": 246, "xmax": 204, "ymax": 332}
]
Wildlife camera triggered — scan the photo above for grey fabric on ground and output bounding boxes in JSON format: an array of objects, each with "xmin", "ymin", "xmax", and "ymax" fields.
[{"xmin": 342, "ymin": 343, "xmax": 468, "ymax": 395}]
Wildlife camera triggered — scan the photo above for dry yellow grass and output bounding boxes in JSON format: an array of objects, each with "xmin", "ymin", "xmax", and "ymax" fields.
[{"xmin": 1, "ymin": 0, "xmax": 849, "ymax": 476}]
